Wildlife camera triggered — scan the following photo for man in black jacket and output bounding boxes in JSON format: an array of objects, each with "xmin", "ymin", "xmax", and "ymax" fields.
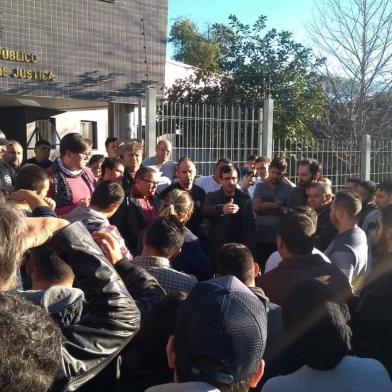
[
  {"xmin": 287, "ymin": 158, "xmax": 322, "ymax": 209},
  {"xmin": 0, "ymin": 202, "xmax": 141, "ymax": 392},
  {"xmin": 120, "ymin": 141, "xmax": 144, "ymax": 193},
  {"xmin": 202, "ymin": 163, "xmax": 256, "ymax": 257},
  {"xmin": 159, "ymin": 157, "xmax": 206, "ymax": 236},
  {"xmin": 307, "ymin": 182, "xmax": 337, "ymax": 251}
]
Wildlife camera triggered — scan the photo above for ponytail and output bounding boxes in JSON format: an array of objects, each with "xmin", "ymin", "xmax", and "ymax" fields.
[{"xmin": 159, "ymin": 189, "xmax": 194, "ymax": 222}]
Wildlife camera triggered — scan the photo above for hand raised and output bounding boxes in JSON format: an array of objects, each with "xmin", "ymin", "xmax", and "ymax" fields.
[
  {"xmin": 222, "ymin": 198, "xmax": 240, "ymax": 215},
  {"xmin": 92, "ymin": 231, "xmax": 123, "ymax": 265}
]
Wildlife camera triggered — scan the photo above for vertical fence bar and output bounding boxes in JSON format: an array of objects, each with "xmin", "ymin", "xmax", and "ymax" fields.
[
  {"xmin": 262, "ymin": 98, "xmax": 273, "ymax": 157},
  {"xmin": 145, "ymin": 86, "xmax": 157, "ymax": 157},
  {"xmin": 258, "ymin": 108, "xmax": 263, "ymax": 157},
  {"xmin": 361, "ymin": 134, "xmax": 371, "ymax": 181}
]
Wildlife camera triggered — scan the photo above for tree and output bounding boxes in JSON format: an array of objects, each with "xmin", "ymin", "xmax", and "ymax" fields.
[
  {"xmin": 308, "ymin": 0, "xmax": 392, "ymax": 139},
  {"xmin": 167, "ymin": 15, "xmax": 326, "ymax": 139},
  {"xmin": 169, "ymin": 18, "xmax": 221, "ymax": 73}
]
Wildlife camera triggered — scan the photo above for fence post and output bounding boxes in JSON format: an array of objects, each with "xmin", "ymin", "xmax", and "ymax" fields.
[
  {"xmin": 262, "ymin": 97, "xmax": 274, "ymax": 158},
  {"xmin": 145, "ymin": 86, "xmax": 157, "ymax": 158},
  {"xmin": 360, "ymin": 133, "xmax": 371, "ymax": 181},
  {"xmin": 257, "ymin": 108, "xmax": 263, "ymax": 157}
]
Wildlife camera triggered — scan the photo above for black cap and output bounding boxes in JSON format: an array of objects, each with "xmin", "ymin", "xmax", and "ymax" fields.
[{"xmin": 174, "ymin": 276, "xmax": 267, "ymax": 385}]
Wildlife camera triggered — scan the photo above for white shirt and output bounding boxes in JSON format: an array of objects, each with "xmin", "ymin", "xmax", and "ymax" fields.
[
  {"xmin": 262, "ymin": 356, "xmax": 392, "ymax": 392},
  {"xmin": 195, "ymin": 175, "xmax": 221, "ymax": 194}
]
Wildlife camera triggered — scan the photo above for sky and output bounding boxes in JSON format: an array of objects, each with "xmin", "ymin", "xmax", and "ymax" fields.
[{"xmin": 167, "ymin": 0, "xmax": 316, "ymax": 58}]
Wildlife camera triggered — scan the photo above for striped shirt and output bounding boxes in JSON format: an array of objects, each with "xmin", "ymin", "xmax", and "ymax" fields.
[{"xmin": 132, "ymin": 255, "xmax": 197, "ymax": 294}]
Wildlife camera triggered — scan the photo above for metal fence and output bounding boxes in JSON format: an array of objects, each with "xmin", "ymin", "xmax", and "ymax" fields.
[
  {"xmin": 273, "ymin": 136, "xmax": 392, "ymax": 191},
  {"xmin": 156, "ymin": 102, "xmax": 263, "ymax": 175},
  {"xmin": 149, "ymin": 92, "xmax": 392, "ymax": 186},
  {"xmin": 370, "ymin": 138, "xmax": 392, "ymax": 185}
]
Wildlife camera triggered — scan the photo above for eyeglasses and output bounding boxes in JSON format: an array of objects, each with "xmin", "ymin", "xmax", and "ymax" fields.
[
  {"xmin": 140, "ymin": 178, "xmax": 158, "ymax": 186},
  {"xmin": 79, "ymin": 151, "xmax": 91, "ymax": 160}
]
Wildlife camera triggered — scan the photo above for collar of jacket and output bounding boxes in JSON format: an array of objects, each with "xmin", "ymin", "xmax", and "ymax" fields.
[
  {"xmin": 279, "ymin": 253, "xmax": 327, "ymax": 269},
  {"xmin": 218, "ymin": 187, "xmax": 246, "ymax": 200},
  {"xmin": 133, "ymin": 255, "xmax": 171, "ymax": 269},
  {"xmin": 249, "ymin": 286, "xmax": 270, "ymax": 312},
  {"xmin": 129, "ymin": 185, "xmax": 158, "ymax": 203}
]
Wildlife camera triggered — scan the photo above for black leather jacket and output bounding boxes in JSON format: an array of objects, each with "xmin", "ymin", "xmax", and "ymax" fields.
[
  {"xmin": 49, "ymin": 222, "xmax": 141, "ymax": 391},
  {"xmin": 114, "ymin": 258, "xmax": 166, "ymax": 315}
]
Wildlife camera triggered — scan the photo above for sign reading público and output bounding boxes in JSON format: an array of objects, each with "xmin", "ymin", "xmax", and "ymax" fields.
[{"xmin": 0, "ymin": 48, "xmax": 55, "ymax": 81}]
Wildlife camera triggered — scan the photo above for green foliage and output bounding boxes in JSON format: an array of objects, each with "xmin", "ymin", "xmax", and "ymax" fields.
[
  {"xmin": 167, "ymin": 15, "xmax": 326, "ymax": 139},
  {"xmin": 169, "ymin": 18, "xmax": 221, "ymax": 73}
]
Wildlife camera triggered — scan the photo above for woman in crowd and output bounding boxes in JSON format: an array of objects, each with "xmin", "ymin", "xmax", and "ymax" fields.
[
  {"xmin": 47, "ymin": 132, "xmax": 96, "ymax": 216},
  {"xmin": 160, "ymin": 189, "xmax": 212, "ymax": 281}
]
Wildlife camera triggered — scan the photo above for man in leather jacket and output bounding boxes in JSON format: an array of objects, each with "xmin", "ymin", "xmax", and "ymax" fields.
[{"xmin": 0, "ymin": 202, "xmax": 141, "ymax": 392}]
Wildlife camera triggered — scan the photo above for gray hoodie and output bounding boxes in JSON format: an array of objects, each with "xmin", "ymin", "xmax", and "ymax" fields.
[
  {"xmin": 20, "ymin": 286, "xmax": 85, "ymax": 329},
  {"xmin": 64, "ymin": 206, "xmax": 132, "ymax": 260},
  {"xmin": 63, "ymin": 206, "xmax": 109, "ymax": 232}
]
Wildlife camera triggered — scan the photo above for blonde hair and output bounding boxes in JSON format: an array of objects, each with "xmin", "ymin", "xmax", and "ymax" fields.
[{"xmin": 159, "ymin": 189, "xmax": 194, "ymax": 223}]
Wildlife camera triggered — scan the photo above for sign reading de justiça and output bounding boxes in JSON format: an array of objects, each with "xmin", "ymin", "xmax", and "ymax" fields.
[{"xmin": 0, "ymin": 49, "xmax": 55, "ymax": 81}]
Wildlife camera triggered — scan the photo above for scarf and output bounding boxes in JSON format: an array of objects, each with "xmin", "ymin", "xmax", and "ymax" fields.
[{"xmin": 52, "ymin": 157, "xmax": 95, "ymax": 208}]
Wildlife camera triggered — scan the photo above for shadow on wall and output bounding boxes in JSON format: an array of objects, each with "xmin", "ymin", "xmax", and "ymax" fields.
[{"xmin": 4, "ymin": 70, "xmax": 147, "ymax": 101}]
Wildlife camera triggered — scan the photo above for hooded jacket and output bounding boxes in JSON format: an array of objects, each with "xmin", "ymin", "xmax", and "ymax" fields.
[
  {"xmin": 64, "ymin": 206, "xmax": 109, "ymax": 231},
  {"xmin": 64, "ymin": 206, "xmax": 132, "ymax": 260},
  {"xmin": 20, "ymin": 286, "xmax": 84, "ymax": 329}
]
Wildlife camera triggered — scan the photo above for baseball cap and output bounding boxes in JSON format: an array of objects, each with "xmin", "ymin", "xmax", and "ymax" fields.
[
  {"xmin": 174, "ymin": 275, "xmax": 267, "ymax": 386},
  {"xmin": 0, "ymin": 130, "xmax": 9, "ymax": 146}
]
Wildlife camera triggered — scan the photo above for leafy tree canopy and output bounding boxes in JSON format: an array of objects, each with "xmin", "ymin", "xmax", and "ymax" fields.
[{"xmin": 168, "ymin": 15, "xmax": 326, "ymax": 138}]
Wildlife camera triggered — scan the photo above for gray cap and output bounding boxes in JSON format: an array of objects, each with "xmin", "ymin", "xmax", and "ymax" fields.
[{"xmin": 0, "ymin": 130, "xmax": 9, "ymax": 146}]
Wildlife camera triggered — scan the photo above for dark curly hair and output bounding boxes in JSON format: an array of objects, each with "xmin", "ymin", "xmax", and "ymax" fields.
[{"xmin": 0, "ymin": 292, "xmax": 62, "ymax": 392}]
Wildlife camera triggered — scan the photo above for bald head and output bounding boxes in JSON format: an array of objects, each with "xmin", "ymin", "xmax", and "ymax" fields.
[
  {"xmin": 155, "ymin": 140, "xmax": 172, "ymax": 164},
  {"xmin": 177, "ymin": 158, "xmax": 196, "ymax": 190}
]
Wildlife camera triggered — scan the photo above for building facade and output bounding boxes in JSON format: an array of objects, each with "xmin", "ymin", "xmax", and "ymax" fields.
[{"xmin": 0, "ymin": 0, "xmax": 167, "ymax": 156}]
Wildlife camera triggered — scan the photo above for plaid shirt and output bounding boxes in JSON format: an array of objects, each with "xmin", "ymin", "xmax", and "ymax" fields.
[{"xmin": 132, "ymin": 255, "xmax": 197, "ymax": 294}]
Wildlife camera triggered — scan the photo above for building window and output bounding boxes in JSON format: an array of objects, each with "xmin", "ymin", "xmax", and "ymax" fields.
[
  {"xmin": 35, "ymin": 118, "xmax": 57, "ymax": 146},
  {"xmin": 80, "ymin": 120, "xmax": 98, "ymax": 149}
]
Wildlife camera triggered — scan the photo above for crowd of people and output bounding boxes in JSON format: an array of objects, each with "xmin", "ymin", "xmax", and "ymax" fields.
[{"xmin": 0, "ymin": 128, "xmax": 391, "ymax": 392}]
